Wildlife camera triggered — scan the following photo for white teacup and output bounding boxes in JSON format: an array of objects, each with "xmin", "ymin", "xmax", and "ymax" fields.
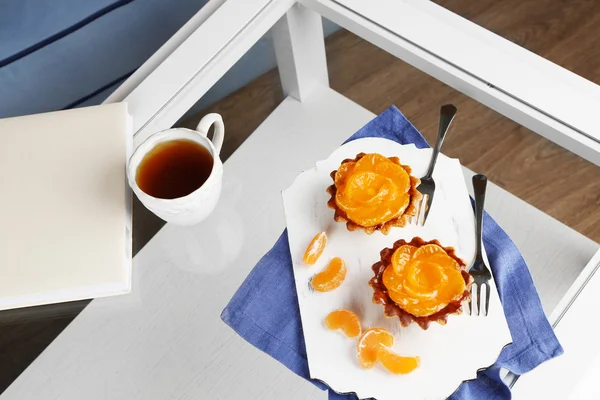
[{"xmin": 127, "ymin": 113, "xmax": 225, "ymax": 226}]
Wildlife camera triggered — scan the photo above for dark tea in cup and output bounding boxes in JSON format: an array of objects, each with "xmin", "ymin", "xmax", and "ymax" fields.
[
  {"xmin": 127, "ymin": 113, "xmax": 225, "ymax": 225},
  {"xmin": 135, "ymin": 139, "xmax": 214, "ymax": 199}
]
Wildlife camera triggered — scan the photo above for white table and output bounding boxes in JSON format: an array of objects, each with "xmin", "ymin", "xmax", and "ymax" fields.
[
  {"xmin": 2, "ymin": 87, "xmax": 598, "ymax": 399},
  {"xmin": 3, "ymin": 0, "xmax": 600, "ymax": 398}
]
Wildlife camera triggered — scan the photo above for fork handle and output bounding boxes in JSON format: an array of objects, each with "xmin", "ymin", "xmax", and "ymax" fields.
[
  {"xmin": 424, "ymin": 104, "xmax": 457, "ymax": 179},
  {"xmin": 473, "ymin": 174, "xmax": 487, "ymax": 262}
]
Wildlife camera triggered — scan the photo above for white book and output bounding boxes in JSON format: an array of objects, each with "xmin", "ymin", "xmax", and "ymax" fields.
[{"xmin": 0, "ymin": 103, "xmax": 133, "ymax": 311}]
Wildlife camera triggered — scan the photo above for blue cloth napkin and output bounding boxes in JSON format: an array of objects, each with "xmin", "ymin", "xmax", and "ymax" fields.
[{"xmin": 221, "ymin": 106, "xmax": 562, "ymax": 399}]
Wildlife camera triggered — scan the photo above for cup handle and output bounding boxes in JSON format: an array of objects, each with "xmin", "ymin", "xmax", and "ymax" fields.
[{"xmin": 196, "ymin": 113, "xmax": 225, "ymax": 155}]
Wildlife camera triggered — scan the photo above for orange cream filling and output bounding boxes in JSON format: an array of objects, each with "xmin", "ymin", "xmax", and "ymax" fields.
[
  {"xmin": 334, "ymin": 154, "xmax": 411, "ymax": 227},
  {"xmin": 382, "ymin": 244, "xmax": 466, "ymax": 317}
]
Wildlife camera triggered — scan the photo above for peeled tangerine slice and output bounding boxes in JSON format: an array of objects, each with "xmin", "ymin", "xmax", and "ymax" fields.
[
  {"xmin": 325, "ymin": 310, "xmax": 361, "ymax": 338},
  {"xmin": 377, "ymin": 346, "xmax": 420, "ymax": 375},
  {"xmin": 311, "ymin": 257, "xmax": 347, "ymax": 292},
  {"xmin": 356, "ymin": 328, "xmax": 394, "ymax": 369},
  {"xmin": 303, "ymin": 231, "xmax": 328, "ymax": 265},
  {"xmin": 357, "ymin": 328, "xmax": 420, "ymax": 374},
  {"xmin": 391, "ymin": 245, "xmax": 417, "ymax": 274}
]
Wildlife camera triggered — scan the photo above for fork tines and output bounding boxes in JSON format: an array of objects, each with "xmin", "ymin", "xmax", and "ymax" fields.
[
  {"xmin": 410, "ymin": 195, "xmax": 428, "ymax": 226},
  {"xmin": 468, "ymin": 280, "xmax": 491, "ymax": 316}
]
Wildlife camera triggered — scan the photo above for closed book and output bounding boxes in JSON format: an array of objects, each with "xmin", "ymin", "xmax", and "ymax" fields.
[{"xmin": 0, "ymin": 103, "xmax": 133, "ymax": 310}]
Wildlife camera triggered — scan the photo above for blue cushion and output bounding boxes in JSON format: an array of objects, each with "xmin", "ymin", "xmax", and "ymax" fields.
[
  {"xmin": 0, "ymin": 0, "xmax": 207, "ymax": 118},
  {"xmin": 0, "ymin": 0, "xmax": 130, "ymax": 62}
]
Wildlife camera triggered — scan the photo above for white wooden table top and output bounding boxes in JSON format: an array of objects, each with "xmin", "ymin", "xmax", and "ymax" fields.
[
  {"xmin": 2, "ymin": 88, "xmax": 597, "ymax": 399},
  {"xmin": 512, "ymin": 252, "xmax": 600, "ymax": 399}
]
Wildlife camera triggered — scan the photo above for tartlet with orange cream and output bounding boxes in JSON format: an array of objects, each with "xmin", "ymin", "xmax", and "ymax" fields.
[
  {"xmin": 326, "ymin": 153, "xmax": 422, "ymax": 234},
  {"xmin": 369, "ymin": 237, "xmax": 473, "ymax": 330}
]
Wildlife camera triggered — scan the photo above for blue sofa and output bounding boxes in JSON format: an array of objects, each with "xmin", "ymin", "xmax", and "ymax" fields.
[{"xmin": 1, "ymin": 0, "xmax": 338, "ymax": 119}]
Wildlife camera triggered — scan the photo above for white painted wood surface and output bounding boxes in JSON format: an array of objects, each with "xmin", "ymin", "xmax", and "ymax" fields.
[
  {"xmin": 301, "ymin": 0, "xmax": 600, "ymax": 166},
  {"xmin": 273, "ymin": 4, "xmax": 329, "ymax": 101},
  {"xmin": 104, "ymin": 0, "xmax": 227, "ymax": 104},
  {"xmin": 512, "ymin": 251, "xmax": 600, "ymax": 399},
  {"xmin": 107, "ymin": 0, "xmax": 600, "ymax": 167},
  {"xmin": 3, "ymin": 88, "xmax": 597, "ymax": 399},
  {"xmin": 123, "ymin": 0, "xmax": 295, "ymax": 149}
]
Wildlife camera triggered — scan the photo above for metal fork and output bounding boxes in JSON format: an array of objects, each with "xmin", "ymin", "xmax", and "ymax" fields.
[
  {"xmin": 468, "ymin": 174, "xmax": 493, "ymax": 316},
  {"xmin": 413, "ymin": 104, "xmax": 457, "ymax": 226}
]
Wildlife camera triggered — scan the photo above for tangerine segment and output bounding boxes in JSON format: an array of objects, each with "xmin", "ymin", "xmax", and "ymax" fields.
[
  {"xmin": 413, "ymin": 244, "xmax": 447, "ymax": 258},
  {"xmin": 377, "ymin": 346, "xmax": 420, "ymax": 375},
  {"xmin": 384, "ymin": 244, "xmax": 466, "ymax": 317},
  {"xmin": 356, "ymin": 328, "xmax": 394, "ymax": 369},
  {"xmin": 391, "ymin": 245, "xmax": 417, "ymax": 274},
  {"xmin": 334, "ymin": 162, "xmax": 356, "ymax": 187},
  {"xmin": 324, "ymin": 310, "xmax": 361, "ymax": 338},
  {"xmin": 353, "ymin": 153, "xmax": 390, "ymax": 172},
  {"xmin": 303, "ymin": 232, "xmax": 328, "ymax": 265},
  {"xmin": 334, "ymin": 154, "xmax": 412, "ymax": 227},
  {"xmin": 311, "ymin": 257, "xmax": 347, "ymax": 292},
  {"xmin": 354, "ymin": 154, "xmax": 410, "ymax": 190}
]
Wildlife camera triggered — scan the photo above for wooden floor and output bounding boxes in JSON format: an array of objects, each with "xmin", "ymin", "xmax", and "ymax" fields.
[{"xmin": 2, "ymin": 0, "xmax": 600, "ymax": 394}]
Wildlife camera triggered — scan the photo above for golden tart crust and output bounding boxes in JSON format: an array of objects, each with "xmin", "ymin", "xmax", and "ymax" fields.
[
  {"xmin": 369, "ymin": 237, "xmax": 473, "ymax": 330},
  {"xmin": 326, "ymin": 153, "xmax": 422, "ymax": 235}
]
